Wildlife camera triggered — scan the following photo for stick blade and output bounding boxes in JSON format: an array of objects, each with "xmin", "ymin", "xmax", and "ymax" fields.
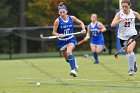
[
  {"xmin": 114, "ymin": 52, "xmax": 119, "ymax": 59},
  {"xmin": 40, "ymin": 34, "xmax": 44, "ymax": 38},
  {"xmin": 40, "ymin": 34, "xmax": 58, "ymax": 39},
  {"xmin": 115, "ymin": 55, "xmax": 118, "ymax": 59}
]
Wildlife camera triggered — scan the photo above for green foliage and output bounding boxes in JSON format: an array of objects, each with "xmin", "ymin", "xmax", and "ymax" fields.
[
  {"xmin": 25, "ymin": 0, "xmax": 119, "ymax": 25},
  {"xmin": 0, "ymin": 0, "xmax": 11, "ymax": 20},
  {"xmin": 25, "ymin": 0, "xmax": 67, "ymax": 25},
  {"xmin": 0, "ymin": 0, "xmax": 19, "ymax": 27}
]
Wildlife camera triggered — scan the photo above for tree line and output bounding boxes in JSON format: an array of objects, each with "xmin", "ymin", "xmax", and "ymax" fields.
[{"xmin": 0, "ymin": 0, "xmax": 139, "ymax": 53}]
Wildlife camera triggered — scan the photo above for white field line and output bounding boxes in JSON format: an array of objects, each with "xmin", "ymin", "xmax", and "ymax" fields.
[
  {"xmin": 17, "ymin": 77, "xmax": 49, "ymax": 80},
  {"xmin": 62, "ymin": 79, "xmax": 108, "ymax": 82},
  {"xmin": 18, "ymin": 77, "xmax": 140, "ymax": 83}
]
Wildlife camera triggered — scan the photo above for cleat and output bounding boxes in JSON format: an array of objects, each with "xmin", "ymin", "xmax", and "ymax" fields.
[
  {"xmin": 128, "ymin": 70, "xmax": 134, "ymax": 76},
  {"xmin": 102, "ymin": 46, "xmax": 106, "ymax": 52},
  {"xmin": 93, "ymin": 61, "xmax": 99, "ymax": 64},
  {"xmin": 103, "ymin": 48, "xmax": 106, "ymax": 52},
  {"xmin": 70, "ymin": 70, "xmax": 77, "ymax": 77},
  {"xmin": 134, "ymin": 62, "xmax": 138, "ymax": 72}
]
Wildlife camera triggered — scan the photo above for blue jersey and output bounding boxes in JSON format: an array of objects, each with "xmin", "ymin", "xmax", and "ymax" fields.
[
  {"xmin": 57, "ymin": 15, "xmax": 77, "ymax": 50},
  {"xmin": 90, "ymin": 21, "xmax": 104, "ymax": 45},
  {"xmin": 57, "ymin": 15, "xmax": 74, "ymax": 38}
]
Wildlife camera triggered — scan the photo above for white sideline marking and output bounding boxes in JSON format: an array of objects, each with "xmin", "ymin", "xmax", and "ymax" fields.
[
  {"xmin": 18, "ymin": 77, "xmax": 48, "ymax": 80},
  {"xmin": 18, "ymin": 77, "xmax": 140, "ymax": 83},
  {"xmin": 62, "ymin": 79, "xmax": 108, "ymax": 82},
  {"xmin": 18, "ymin": 78, "xmax": 108, "ymax": 82}
]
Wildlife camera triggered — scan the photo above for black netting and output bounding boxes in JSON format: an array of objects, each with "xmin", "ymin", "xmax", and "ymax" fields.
[{"xmin": 0, "ymin": 25, "xmax": 139, "ymax": 59}]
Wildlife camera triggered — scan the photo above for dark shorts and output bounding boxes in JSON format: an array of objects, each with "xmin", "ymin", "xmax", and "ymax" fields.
[{"xmin": 120, "ymin": 35, "xmax": 137, "ymax": 47}]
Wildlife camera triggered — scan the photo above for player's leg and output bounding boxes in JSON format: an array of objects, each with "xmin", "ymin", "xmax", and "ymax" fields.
[
  {"xmin": 66, "ymin": 43, "xmax": 78, "ymax": 77},
  {"xmin": 90, "ymin": 44, "xmax": 99, "ymax": 64},
  {"xmin": 61, "ymin": 50, "xmax": 69, "ymax": 63},
  {"xmin": 126, "ymin": 38, "xmax": 136, "ymax": 76},
  {"xmin": 102, "ymin": 39, "xmax": 106, "ymax": 52},
  {"xmin": 96, "ymin": 45, "xmax": 103, "ymax": 54},
  {"xmin": 59, "ymin": 40, "xmax": 69, "ymax": 63}
]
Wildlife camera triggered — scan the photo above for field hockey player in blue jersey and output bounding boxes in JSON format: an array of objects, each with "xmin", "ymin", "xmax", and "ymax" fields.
[
  {"xmin": 52, "ymin": 2, "xmax": 86, "ymax": 77},
  {"xmin": 78, "ymin": 13, "xmax": 106, "ymax": 64}
]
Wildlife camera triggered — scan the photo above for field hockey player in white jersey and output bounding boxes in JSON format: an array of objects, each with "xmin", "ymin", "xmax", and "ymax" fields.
[{"xmin": 111, "ymin": 0, "xmax": 140, "ymax": 76}]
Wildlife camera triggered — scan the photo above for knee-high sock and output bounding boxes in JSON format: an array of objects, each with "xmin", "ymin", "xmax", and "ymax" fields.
[
  {"xmin": 92, "ymin": 52, "xmax": 98, "ymax": 62},
  {"xmin": 68, "ymin": 54, "xmax": 76, "ymax": 70},
  {"xmin": 127, "ymin": 52, "xmax": 135, "ymax": 71}
]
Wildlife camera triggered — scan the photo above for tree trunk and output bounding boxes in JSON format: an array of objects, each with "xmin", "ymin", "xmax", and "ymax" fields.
[{"xmin": 19, "ymin": 0, "xmax": 27, "ymax": 53}]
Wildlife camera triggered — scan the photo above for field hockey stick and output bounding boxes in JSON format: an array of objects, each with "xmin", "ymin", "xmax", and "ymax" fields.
[
  {"xmin": 77, "ymin": 33, "xmax": 90, "ymax": 45},
  {"xmin": 40, "ymin": 32, "xmax": 83, "ymax": 39},
  {"xmin": 77, "ymin": 39, "xmax": 87, "ymax": 45},
  {"xmin": 114, "ymin": 32, "xmax": 140, "ymax": 59}
]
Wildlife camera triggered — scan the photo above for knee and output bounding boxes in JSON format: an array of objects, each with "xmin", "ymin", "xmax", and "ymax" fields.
[
  {"xmin": 96, "ymin": 50, "xmax": 102, "ymax": 54},
  {"xmin": 96, "ymin": 51, "xmax": 100, "ymax": 54},
  {"xmin": 67, "ymin": 50, "xmax": 72, "ymax": 56}
]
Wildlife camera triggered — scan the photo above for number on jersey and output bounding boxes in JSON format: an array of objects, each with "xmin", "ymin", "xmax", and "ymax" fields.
[{"xmin": 124, "ymin": 22, "xmax": 130, "ymax": 27}]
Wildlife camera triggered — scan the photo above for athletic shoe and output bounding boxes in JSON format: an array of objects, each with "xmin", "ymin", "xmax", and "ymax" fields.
[
  {"xmin": 102, "ymin": 46, "xmax": 107, "ymax": 52},
  {"xmin": 93, "ymin": 61, "xmax": 99, "ymax": 64},
  {"xmin": 128, "ymin": 70, "xmax": 134, "ymax": 76},
  {"xmin": 70, "ymin": 70, "xmax": 77, "ymax": 77},
  {"xmin": 103, "ymin": 48, "xmax": 106, "ymax": 52},
  {"xmin": 134, "ymin": 62, "xmax": 138, "ymax": 72}
]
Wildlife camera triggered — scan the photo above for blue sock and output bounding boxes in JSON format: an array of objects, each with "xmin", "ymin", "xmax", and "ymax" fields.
[
  {"xmin": 92, "ymin": 52, "xmax": 98, "ymax": 62},
  {"xmin": 68, "ymin": 54, "xmax": 76, "ymax": 70}
]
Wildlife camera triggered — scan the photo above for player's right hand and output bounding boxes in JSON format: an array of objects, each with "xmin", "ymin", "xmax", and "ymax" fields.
[
  {"xmin": 58, "ymin": 34, "xmax": 64, "ymax": 38},
  {"xmin": 81, "ymin": 29, "xmax": 86, "ymax": 34}
]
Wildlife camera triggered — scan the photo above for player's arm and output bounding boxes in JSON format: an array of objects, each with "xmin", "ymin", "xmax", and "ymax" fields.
[
  {"xmin": 71, "ymin": 16, "xmax": 86, "ymax": 33},
  {"xmin": 77, "ymin": 25, "xmax": 90, "ymax": 45},
  {"xmin": 52, "ymin": 18, "xmax": 59, "ymax": 36},
  {"xmin": 111, "ymin": 12, "xmax": 125, "ymax": 27},
  {"xmin": 84, "ymin": 25, "xmax": 90, "ymax": 41},
  {"xmin": 134, "ymin": 11, "xmax": 140, "ymax": 20},
  {"xmin": 98, "ymin": 22, "xmax": 106, "ymax": 32}
]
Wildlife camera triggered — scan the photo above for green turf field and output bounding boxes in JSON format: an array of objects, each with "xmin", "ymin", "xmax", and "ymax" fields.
[{"xmin": 0, "ymin": 55, "xmax": 140, "ymax": 93}]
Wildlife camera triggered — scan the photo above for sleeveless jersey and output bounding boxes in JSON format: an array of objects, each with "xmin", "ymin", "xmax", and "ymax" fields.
[
  {"xmin": 118, "ymin": 9, "xmax": 137, "ymax": 40},
  {"xmin": 57, "ymin": 15, "xmax": 74, "ymax": 39},
  {"xmin": 90, "ymin": 21, "xmax": 104, "ymax": 41}
]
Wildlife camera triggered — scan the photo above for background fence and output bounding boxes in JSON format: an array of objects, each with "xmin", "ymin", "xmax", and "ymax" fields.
[{"xmin": 0, "ymin": 24, "xmax": 140, "ymax": 59}]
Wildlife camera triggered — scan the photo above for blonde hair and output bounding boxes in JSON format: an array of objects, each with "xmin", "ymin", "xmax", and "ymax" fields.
[
  {"xmin": 91, "ymin": 13, "xmax": 97, "ymax": 18},
  {"xmin": 121, "ymin": 0, "xmax": 131, "ymax": 6}
]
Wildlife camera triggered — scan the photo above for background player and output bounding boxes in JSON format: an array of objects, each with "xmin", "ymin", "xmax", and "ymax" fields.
[
  {"xmin": 111, "ymin": 0, "xmax": 140, "ymax": 76},
  {"xmin": 78, "ymin": 13, "xmax": 106, "ymax": 64},
  {"xmin": 52, "ymin": 2, "xmax": 86, "ymax": 77}
]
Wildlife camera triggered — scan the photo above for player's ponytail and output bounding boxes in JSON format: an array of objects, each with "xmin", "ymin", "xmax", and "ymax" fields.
[
  {"xmin": 59, "ymin": 2, "xmax": 65, "ymax": 7},
  {"xmin": 58, "ymin": 2, "xmax": 67, "ymax": 11}
]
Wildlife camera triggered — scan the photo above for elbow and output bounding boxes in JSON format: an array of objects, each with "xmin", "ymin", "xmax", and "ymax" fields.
[{"xmin": 104, "ymin": 28, "xmax": 107, "ymax": 32}]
